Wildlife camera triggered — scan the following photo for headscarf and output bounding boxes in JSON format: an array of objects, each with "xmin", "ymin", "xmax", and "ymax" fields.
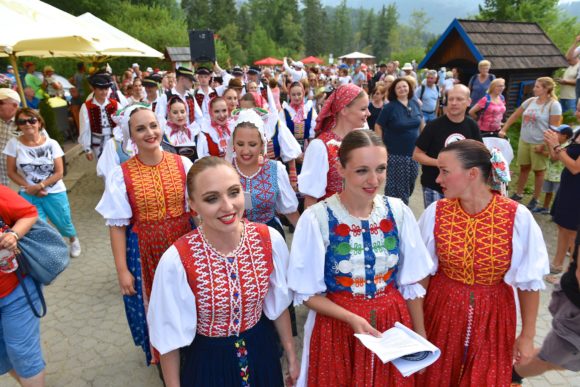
[
  {"xmin": 249, "ymin": 92, "xmax": 266, "ymax": 109},
  {"xmin": 288, "ymin": 82, "xmax": 305, "ymax": 125},
  {"xmin": 314, "ymin": 83, "xmax": 362, "ymax": 136},
  {"xmin": 226, "ymin": 108, "xmax": 268, "ymax": 163},
  {"xmin": 112, "ymin": 103, "xmax": 150, "ymax": 151}
]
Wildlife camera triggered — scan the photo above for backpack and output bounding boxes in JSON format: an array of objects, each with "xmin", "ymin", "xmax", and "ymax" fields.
[
  {"xmin": 481, "ymin": 93, "xmax": 505, "ymax": 115},
  {"xmin": 419, "ymin": 84, "xmax": 439, "ymax": 101}
]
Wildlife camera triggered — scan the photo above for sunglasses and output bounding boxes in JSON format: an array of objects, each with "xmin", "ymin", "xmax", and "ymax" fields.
[{"xmin": 16, "ymin": 117, "xmax": 38, "ymax": 126}]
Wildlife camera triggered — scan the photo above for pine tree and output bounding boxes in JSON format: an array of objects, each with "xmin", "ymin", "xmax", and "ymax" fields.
[
  {"xmin": 302, "ymin": 0, "xmax": 326, "ymax": 55},
  {"xmin": 181, "ymin": 0, "xmax": 210, "ymax": 30},
  {"xmin": 210, "ymin": 0, "xmax": 238, "ymax": 32}
]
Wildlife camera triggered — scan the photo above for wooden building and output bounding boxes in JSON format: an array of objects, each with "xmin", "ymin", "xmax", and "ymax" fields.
[
  {"xmin": 419, "ymin": 19, "xmax": 568, "ymax": 113},
  {"xmin": 164, "ymin": 47, "xmax": 192, "ymax": 70}
]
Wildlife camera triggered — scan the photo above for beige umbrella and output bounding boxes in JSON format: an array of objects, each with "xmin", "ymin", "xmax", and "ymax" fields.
[
  {"xmin": 0, "ymin": 0, "xmax": 157, "ymax": 104},
  {"xmin": 78, "ymin": 13, "xmax": 164, "ymax": 58}
]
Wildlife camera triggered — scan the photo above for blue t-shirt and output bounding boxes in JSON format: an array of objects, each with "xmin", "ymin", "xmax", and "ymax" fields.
[{"xmin": 375, "ymin": 99, "xmax": 422, "ymax": 156}]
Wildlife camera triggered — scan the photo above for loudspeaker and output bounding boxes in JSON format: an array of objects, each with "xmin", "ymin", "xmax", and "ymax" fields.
[{"xmin": 189, "ymin": 30, "xmax": 216, "ymax": 63}]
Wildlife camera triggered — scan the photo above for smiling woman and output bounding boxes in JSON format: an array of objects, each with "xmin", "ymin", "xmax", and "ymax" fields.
[
  {"xmin": 147, "ymin": 156, "xmax": 299, "ymax": 387},
  {"xmin": 95, "ymin": 107, "xmax": 195, "ymax": 366},
  {"xmin": 288, "ymin": 129, "xmax": 433, "ymax": 387}
]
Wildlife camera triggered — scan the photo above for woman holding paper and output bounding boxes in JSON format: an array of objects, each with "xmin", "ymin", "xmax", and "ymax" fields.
[
  {"xmin": 288, "ymin": 129, "xmax": 433, "ymax": 386},
  {"xmin": 416, "ymin": 140, "xmax": 549, "ymax": 386}
]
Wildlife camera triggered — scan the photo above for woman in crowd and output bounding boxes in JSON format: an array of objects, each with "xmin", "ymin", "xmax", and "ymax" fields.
[
  {"xmin": 367, "ymin": 85, "xmax": 386, "ymax": 130},
  {"xmin": 227, "ymin": 109, "xmax": 300, "ymax": 236},
  {"xmin": 544, "ymin": 128, "xmax": 580, "ymax": 274},
  {"xmin": 269, "ymin": 77, "xmax": 282, "ymax": 112},
  {"xmin": 161, "ymin": 97, "xmax": 199, "ymax": 162},
  {"xmin": 382, "ymin": 75, "xmax": 395, "ymax": 102},
  {"xmin": 4, "ymin": 108, "xmax": 82, "ymax": 258},
  {"xmin": 468, "ymin": 60, "xmax": 495, "ymax": 107},
  {"xmin": 223, "ymin": 87, "xmax": 240, "ymax": 115},
  {"xmin": 288, "ymin": 130, "xmax": 433, "ymax": 386},
  {"xmin": 197, "ymin": 97, "xmax": 234, "ymax": 159},
  {"xmin": 147, "ymin": 156, "xmax": 299, "ymax": 387},
  {"xmin": 501, "ymin": 77, "xmax": 562, "ymax": 210},
  {"xmin": 280, "ymin": 82, "xmax": 317, "ymax": 160},
  {"xmin": 127, "ymin": 78, "xmax": 144, "ymax": 105},
  {"xmin": 96, "ymin": 106, "xmax": 194, "ymax": 365},
  {"xmin": 374, "ymin": 78, "xmax": 424, "ymax": 204},
  {"xmin": 416, "ymin": 140, "xmax": 549, "ymax": 386},
  {"xmin": 298, "ymin": 84, "xmax": 370, "ymax": 208},
  {"xmin": 0, "ymin": 186, "xmax": 43, "ymax": 387},
  {"xmin": 468, "ymin": 78, "xmax": 506, "ymax": 136}
]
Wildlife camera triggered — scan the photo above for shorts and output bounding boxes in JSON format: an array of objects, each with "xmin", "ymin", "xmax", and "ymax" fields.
[
  {"xmin": 517, "ymin": 139, "xmax": 548, "ymax": 171},
  {"xmin": 538, "ymin": 286, "xmax": 580, "ymax": 371},
  {"xmin": 542, "ymin": 180, "xmax": 560, "ymax": 193},
  {"xmin": 0, "ymin": 276, "xmax": 45, "ymax": 378}
]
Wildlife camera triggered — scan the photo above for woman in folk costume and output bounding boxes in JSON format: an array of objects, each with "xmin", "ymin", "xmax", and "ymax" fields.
[
  {"xmin": 96, "ymin": 106, "xmax": 194, "ymax": 365},
  {"xmin": 148, "ymin": 156, "xmax": 299, "ymax": 387},
  {"xmin": 416, "ymin": 140, "xmax": 549, "ymax": 386},
  {"xmin": 280, "ymin": 82, "xmax": 317, "ymax": 159},
  {"xmin": 197, "ymin": 97, "xmax": 235, "ymax": 158},
  {"xmin": 288, "ymin": 130, "xmax": 433, "ymax": 386},
  {"xmin": 298, "ymin": 84, "xmax": 370, "ymax": 208},
  {"xmin": 161, "ymin": 96, "xmax": 199, "ymax": 162},
  {"xmin": 239, "ymin": 92, "xmax": 302, "ymax": 188},
  {"xmin": 226, "ymin": 108, "xmax": 300, "ymax": 238}
]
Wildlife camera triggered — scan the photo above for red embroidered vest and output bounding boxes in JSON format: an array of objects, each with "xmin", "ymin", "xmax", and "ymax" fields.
[
  {"xmin": 318, "ymin": 131, "xmax": 343, "ymax": 200},
  {"xmin": 86, "ymin": 99, "xmax": 118, "ymax": 134},
  {"xmin": 194, "ymin": 89, "xmax": 217, "ymax": 109},
  {"xmin": 433, "ymin": 194, "xmax": 518, "ymax": 286},
  {"xmin": 204, "ymin": 132, "xmax": 223, "ymax": 157},
  {"xmin": 175, "ymin": 221, "xmax": 274, "ymax": 337}
]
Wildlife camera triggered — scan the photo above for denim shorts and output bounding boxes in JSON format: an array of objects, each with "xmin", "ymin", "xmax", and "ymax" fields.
[{"xmin": 0, "ymin": 276, "xmax": 45, "ymax": 378}]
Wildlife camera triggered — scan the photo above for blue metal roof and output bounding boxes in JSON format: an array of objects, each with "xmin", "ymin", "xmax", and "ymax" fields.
[{"xmin": 418, "ymin": 19, "xmax": 483, "ymax": 69}]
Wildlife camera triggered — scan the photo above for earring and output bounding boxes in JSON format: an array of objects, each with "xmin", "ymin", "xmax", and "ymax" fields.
[
  {"xmin": 258, "ymin": 154, "xmax": 264, "ymax": 166},
  {"xmin": 341, "ymin": 178, "xmax": 345, "ymax": 191}
]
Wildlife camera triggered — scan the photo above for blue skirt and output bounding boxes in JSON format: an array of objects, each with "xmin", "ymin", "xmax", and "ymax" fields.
[
  {"xmin": 181, "ymin": 317, "xmax": 283, "ymax": 387},
  {"xmin": 122, "ymin": 224, "xmax": 151, "ymax": 364}
]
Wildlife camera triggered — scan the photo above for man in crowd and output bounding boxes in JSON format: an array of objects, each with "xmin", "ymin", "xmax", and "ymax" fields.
[
  {"xmin": 79, "ymin": 73, "xmax": 119, "ymax": 161},
  {"xmin": 416, "ymin": 69, "xmax": 441, "ymax": 123},
  {"xmin": 193, "ymin": 66, "xmax": 217, "ymax": 118},
  {"xmin": 155, "ymin": 66, "xmax": 202, "ymax": 127},
  {"xmin": 0, "ymin": 88, "xmax": 19, "ymax": 185},
  {"xmin": 142, "ymin": 75, "xmax": 161, "ymax": 111},
  {"xmin": 352, "ymin": 65, "xmax": 366, "ymax": 88},
  {"xmin": 283, "ymin": 57, "xmax": 307, "ymax": 82},
  {"xmin": 413, "ymin": 84, "xmax": 483, "ymax": 208}
]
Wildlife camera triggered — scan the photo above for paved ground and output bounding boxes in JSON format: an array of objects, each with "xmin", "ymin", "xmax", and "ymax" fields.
[{"xmin": 1, "ymin": 156, "xmax": 579, "ymax": 386}]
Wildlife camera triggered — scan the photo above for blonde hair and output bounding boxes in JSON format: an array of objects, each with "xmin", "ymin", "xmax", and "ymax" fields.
[
  {"xmin": 403, "ymin": 75, "xmax": 417, "ymax": 90},
  {"xmin": 478, "ymin": 60, "xmax": 491, "ymax": 70},
  {"xmin": 487, "ymin": 78, "xmax": 505, "ymax": 94},
  {"xmin": 536, "ymin": 77, "xmax": 557, "ymax": 101}
]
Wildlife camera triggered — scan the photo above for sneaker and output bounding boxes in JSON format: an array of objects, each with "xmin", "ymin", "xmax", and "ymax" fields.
[
  {"xmin": 532, "ymin": 207, "xmax": 550, "ymax": 215},
  {"xmin": 70, "ymin": 238, "xmax": 81, "ymax": 258},
  {"xmin": 510, "ymin": 193, "xmax": 523, "ymax": 201},
  {"xmin": 526, "ymin": 197, "xmax": 538, "ymax": 210}
]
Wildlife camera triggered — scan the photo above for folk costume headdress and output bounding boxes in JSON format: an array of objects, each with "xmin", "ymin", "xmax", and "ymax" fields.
[{"xmin": 314, "ymin": 83, "xmax": 362, "ymax": 136}]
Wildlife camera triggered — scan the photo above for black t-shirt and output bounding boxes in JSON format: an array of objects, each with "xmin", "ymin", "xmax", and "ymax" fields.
[
  {"xmin": 414, "ymin": 115, "xmax": 482, "ymax": 192},
  {"xmin": 560, "ymin": 223, "xmax": 580, "ymax": 308}
]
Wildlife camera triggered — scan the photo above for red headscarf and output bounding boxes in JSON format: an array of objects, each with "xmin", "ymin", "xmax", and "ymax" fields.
[
  {"xmin": 314, "ymin": 83, "xmax": 363, "ymax": 136},
  {"xmin": 250, "ymin": 92, "xmax": 266, "ymax": 109}
]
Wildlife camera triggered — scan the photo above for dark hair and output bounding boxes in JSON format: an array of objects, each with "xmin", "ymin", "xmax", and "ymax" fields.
[
  {"xmin": 186, "ymin": 156, "xmax": 237, "ymax": 198},
  {"xmin": 168, "ymin": 96, "xmax": 185, "ymax": 109},
  {"xmin": 338, "ymin": 129, "xmax": 385, "ymax": 167},
  {"xmin": 387, "ymin": 78, "xmax": 414, "ymax": 102},
  {"xmin": 240, "ymin": 93, "xmax": 257, "ymax": 106},
  {"xmin": 440, "ymin": 140, "xmax": 492, "ymax": 183},
  {"xmin": 15, "ymin": 108, "xmax": 46, "ymax": 130},
  {"xmin": 268, "ymin": 78, "xmax": 278, "ymax": 89}
]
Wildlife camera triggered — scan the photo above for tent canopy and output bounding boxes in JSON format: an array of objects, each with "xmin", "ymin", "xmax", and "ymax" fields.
[
  {"xmin": 254, "ymin": 57, "xmax": 283, "ymax": 66},
  {"xmin": 338, "ymin": 51, "xmax": 376, "ymax": 60},
  {"xmin": 301, "ymin": 56, "xmax": 324, "ymax": 65}
]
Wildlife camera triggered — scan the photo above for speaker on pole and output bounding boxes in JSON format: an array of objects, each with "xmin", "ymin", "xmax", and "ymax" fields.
[{"xmin": 189, "ymin": 30, "xmax": 216, "ymax": 63}]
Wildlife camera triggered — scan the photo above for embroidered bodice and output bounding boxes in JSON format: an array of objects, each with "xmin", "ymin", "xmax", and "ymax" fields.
[
  {"xmin": 434, "ymin": 194, "xmax": 518, "ymax": 286},
  {"xmin": 318, "ymin": 130, "xmax": 343, "ymax": 200},
  {"xmin": 320, "ymin": 195, "xmax": 400, "ymax": 298},
  {"xmin": 175, "ymin": 222, "xmax": 274, "ymax": 337},
  {"xmin": 236, "ymin": 160, "xmax": 279, "ymax": 224},
  {"xmin": 121, "ymin": 152, "xmax": 187, "ymax": 223},
  {"xmin": 284, "ymin": 106, "xmax": 313, "ymax": 148}
]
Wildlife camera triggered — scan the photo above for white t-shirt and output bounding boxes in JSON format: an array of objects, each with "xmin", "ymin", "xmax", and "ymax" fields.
[
  {"xmin": 520, "ymin": 97, "xmax": 562, "ymax": 144},
  {"xmin": 3, "ymin": 137, "xmax": 66, "ymax": 193}
]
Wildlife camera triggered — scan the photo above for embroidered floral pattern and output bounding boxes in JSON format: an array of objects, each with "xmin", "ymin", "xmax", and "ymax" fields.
[{"xmin": 235, "ymin": 338, "xmax": 251, "ymax": 386}]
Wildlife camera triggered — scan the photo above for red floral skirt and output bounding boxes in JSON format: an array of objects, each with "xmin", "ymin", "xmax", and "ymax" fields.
[
  {"xmin": 307, "ymin": 287, "xmax": 415, "ymax": 387},
  {"xmin": 416, "ymin": 273, "xmax": 516, "ymax": 387}
]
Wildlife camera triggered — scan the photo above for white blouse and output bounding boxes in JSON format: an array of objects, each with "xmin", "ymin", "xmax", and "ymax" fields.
[
  {"xmin": 297, "ymin": 138, "xmax": 328, "ymax": 198},
  {"xmin": 418, "ymin": 201, "xmax": 549, "ymax": 291},
  {"xmin": 95, "ymin": 155, "xmax": 193, "ymax": 226},
  {"xmin": 147, "ymin": 226, "xmax": 293, "ymax": 355},
  {"xmin": 279, "ymin": 101, "xmax": 318, "ymax": 140},
  {"xmin": 96, "ymin": 126, "xmax": 136, "ymax": 180}
]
